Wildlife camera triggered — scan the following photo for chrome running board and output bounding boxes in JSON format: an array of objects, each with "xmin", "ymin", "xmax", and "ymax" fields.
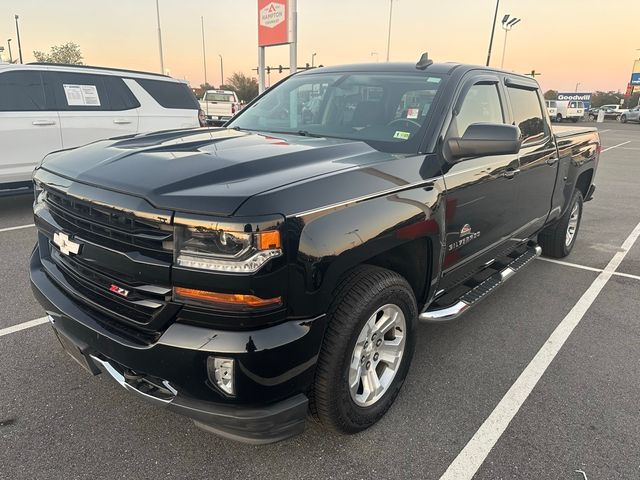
[{"xmin": 419, "ymin": 245, "xmax": 542, "ymax": 323}]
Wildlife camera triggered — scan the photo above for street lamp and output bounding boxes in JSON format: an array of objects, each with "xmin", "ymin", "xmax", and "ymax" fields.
[
  {"xmin": 14, "ymin": 15, "xmax": 23, "ymax": 64},
  {"xmin": 201, "ymin": 17, "xmax": 208, "ymax": 87},
  {"xmin": 500, "ymin": 14, "xmax": 521, "ymax": 69},
  {"xmin": 485, "ymin": 0, "xmax": 500, "ymax": 66},
  {"xmin": 311, "ymin": 52, "xmax": 317, "ymax": 67},
  {"xmin": 386, "ymin": 0, "xmax": 395, "ymax": 62},
  {"xmin": 7, "ymin": 39, "xmax": 13, "ymax": 64},
  {"xmin": 575, "ymin": 82, "xmax": 581, "ymax": 93},
  {"xmin": 155, "ymin": 0, "xmax": 165, "ymax": 74},
  {"xmin": 219, "ymin": 54, "xmax": 224, "ymax": 87}
]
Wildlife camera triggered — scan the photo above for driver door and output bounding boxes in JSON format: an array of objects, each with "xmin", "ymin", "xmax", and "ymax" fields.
[{"xmin": 439, "ymin": 77, "xmax": 521, "ymax": 290}]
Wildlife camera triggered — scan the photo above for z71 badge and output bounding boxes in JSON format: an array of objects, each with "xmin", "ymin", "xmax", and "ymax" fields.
[{"xmin": 448, "ymin": 224, "xmax": 481, "ymax": 251}]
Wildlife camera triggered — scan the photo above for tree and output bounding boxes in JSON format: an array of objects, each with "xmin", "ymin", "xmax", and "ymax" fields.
[
  {"xmin": 200, "ymin": 83, "xmax": 214, "ymax": 90},
  {"xmin": 590, "ymin": 91, "xmax": 623, "ymax": 108},
  {"xmin": 33, "ymin": 42, "xmax": 83, "ymax": 65},
  {"xmin": 225, "ymin": 72, "xmax": 259, "ymax": 103},
  {"xmin": 543, "ymin": 90, "xmax": 558, "ymax": 100}
]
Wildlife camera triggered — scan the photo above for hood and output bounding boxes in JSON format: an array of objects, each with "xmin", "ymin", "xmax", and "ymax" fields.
[{"xmin": 41, "ymin": 128, "xmax": 391, "ymax": 216}]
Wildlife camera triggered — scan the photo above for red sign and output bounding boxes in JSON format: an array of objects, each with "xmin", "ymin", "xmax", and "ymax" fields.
[
  {"xmin": 258, "ymin": 0, "xmax": 290, "ymax": 47},
  {"xmin": 625, "ymin": 83, "xmax": 633, "ymax": 98}
]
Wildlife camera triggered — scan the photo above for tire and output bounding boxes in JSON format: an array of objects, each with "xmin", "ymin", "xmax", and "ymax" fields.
[
  {"xmin": 588, "ymin": 114, "xmax": 596, "ymax": 121},
  {"xmin": 556, "ymin": 114, "xmax": 563, "ymax": 123},
  {"xmin": 571, "ymin": 117, "xmax": 579, "ymax": 123},
  {"xmin": 311, "ymin": 265, "xmax": 417, "ymax": 434},
  {"xmin": 620, "ymin": 115, "xmax": 627, "ymax": 123},
  {"xmin": 539, "ymin": 189, "xmax": 583, "ymax": 258}
]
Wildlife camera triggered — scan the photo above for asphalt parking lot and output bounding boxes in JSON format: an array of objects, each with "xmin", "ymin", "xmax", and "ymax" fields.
[{"xmin": 1, "ymin": 120, "xmax": 638, "ymax": 480}]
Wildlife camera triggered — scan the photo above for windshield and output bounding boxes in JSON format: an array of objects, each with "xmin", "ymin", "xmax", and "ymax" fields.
[
  {"xmin": 204, "ymin": 93, "xmax": 235, "ymax": 102},
  {"xmin": 228, "ymin": 72, "xmax": 444, "ymax": 153}
]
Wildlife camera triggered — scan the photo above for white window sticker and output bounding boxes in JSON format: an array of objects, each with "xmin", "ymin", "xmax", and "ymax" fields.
[
  {"xmin": 407, "ymin": 108, "xmax": 420, "ymax": 119},
  {"xmin": 63, "ymin": 84, "xmax": 101, "ymax": 106}
]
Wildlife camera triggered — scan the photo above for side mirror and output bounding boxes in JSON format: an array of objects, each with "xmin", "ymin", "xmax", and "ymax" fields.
[{"xmin": 445, "ymin": 123, "xmax": 521, "ymax": 161}]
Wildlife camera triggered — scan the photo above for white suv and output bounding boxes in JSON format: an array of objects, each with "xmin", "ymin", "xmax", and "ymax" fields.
[{"xmin": 0, "ymin": 63, "xmax": 202, "ymax": 191}]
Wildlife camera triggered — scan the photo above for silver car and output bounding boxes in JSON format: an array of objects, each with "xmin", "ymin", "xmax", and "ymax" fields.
[{"xmin": 620, "ymin": 106, "xmax": 640, "ymax": 123}]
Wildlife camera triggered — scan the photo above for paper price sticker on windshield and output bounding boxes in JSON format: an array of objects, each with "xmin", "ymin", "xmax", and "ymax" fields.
[
  {"xmin": 63, "ymin": 84, "xmax": 101, "ymax": 106},
  {"xmin": 407, "ymin": 108, "xmax": 419, "ymax": 119},
  {"xmin": 393, "ymin": 131, "xmax": 411, "ymax": 140}
]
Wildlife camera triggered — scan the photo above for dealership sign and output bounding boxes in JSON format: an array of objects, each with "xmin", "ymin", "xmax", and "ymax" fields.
[{"xmin": 258, "ymin": 0, "xmax": 291, "ymax": 47}]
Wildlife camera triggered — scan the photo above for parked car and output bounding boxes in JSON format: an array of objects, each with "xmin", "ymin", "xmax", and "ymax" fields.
[
  {"xmin": 587, "ymin": 104, "xmax": 628, "ymax": 121},
  {"xmin": 554, "ymin": 100, "xmax": 584, "ymax": 122},
  {"xmin": 199, "ymin": 89, "xmax": 239, "ymax": 125},
  {"xmin": 30, "ymin": 57, "xmax": 599, "ymax": 444},
  {"xmin": 545, "ymin": 99, "xmax": 557, "ymax": 119},
  {"xmin": 620, "ymin": 105, "xmax": 640, "ymax": 123},
  {"xmin": 0, "ymin": 63, "xmax": 201, "ymax": 193}
]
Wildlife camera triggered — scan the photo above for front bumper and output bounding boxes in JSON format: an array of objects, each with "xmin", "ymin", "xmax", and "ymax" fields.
[{"xmin": 30, "ymin": 247, "xmax": 325, "ymax": 444}]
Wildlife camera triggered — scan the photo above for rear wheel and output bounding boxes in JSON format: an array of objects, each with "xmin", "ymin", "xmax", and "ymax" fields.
[
  {"xmin": 556, "ymin": 114, "xmax": 563, "ymax": 123},
  {"xmin": 571, "ymin": 117, "xmax": 579, "ymax": 123},
  {"xmin": 539, "ymin": 189, "xmax": 583, "ymax": 258},
  {"xmin": 588, "ymin": 114, "xmax": 596, "ymax": 121},
  {"xmin": 620, "ymin": 115, "xmax": 627, "ymax": 123},
  {"xmin": 311, "ymin": 265, "xmax": 417, "ymax": 434}
]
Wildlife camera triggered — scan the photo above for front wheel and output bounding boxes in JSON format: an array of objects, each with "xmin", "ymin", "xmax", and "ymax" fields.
[
  {"xmin": 620, "ymin": 115, "xmax": 627, "ymax": 123},
  {"xmin": 311, "ymin": 265, "xmax": 417, "ymax": 434},
  {"xmin": 588, "ymin": 114, "xmax": 596, "ymax": 121},
  {"xmin": 539, "ymin": 189, "xmax": 583, "ymax": 258}
]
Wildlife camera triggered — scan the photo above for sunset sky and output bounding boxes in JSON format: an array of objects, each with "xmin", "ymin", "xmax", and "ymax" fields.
[{"xmin": 2, "ymin": 0, "xmax": 638, "ymax": 93}]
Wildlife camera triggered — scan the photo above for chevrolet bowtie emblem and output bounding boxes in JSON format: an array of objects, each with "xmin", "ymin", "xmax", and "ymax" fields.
[{"xmin": 53, "ymin": 232, "xmax": 82, "ymax": 256}]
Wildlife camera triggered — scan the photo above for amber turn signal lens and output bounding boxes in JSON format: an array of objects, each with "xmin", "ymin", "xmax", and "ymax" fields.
[
  {"xmin": 174, "ymin": 287, "xmax": 282, "ymax": 308},
  {"xmin": 257, "ymin": 230, "xmax": 281, "ymax": 250}
]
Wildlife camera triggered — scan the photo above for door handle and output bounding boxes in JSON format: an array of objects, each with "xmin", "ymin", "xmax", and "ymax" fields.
[
  {"xmin": 503, "ymin": 168, "xmax": 521, "ymax": 179},
  {"xmin": 546, "ymin": 157, "xmax": 559, "ymax": 166},
  {"xmin": 113, "ymin": 119, "xmax": 132, "ymax": 125},
  {"xmin": 32, "ymin": 120, "xmax": 56, "ymax": 126}
]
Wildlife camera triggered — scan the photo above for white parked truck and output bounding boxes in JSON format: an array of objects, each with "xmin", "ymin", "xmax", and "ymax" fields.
[{"xmin": 199, "ymin": 89, "xmax": 239, "ymax": 126}]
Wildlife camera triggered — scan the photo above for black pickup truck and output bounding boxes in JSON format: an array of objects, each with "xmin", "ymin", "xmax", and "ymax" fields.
[{"xmin": 30, "ymin": 56, "xmax": 599, "ymax": 444}]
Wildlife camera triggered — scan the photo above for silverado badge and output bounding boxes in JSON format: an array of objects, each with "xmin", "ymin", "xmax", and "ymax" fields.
[
  {"xmin": 448, "ymin": 224, "xmax": 481, "ymax": 251},
  {"xmin": 53, "ymin": 232, "xmax": 82, "ymax": 256}
]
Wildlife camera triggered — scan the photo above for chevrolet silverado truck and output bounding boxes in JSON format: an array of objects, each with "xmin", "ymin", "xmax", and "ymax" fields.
[
  {"xmin": 30, "ymin": 56, "xmax": 599, "ymax": 444},
  {"xmin": 199, "ymin": 89, "xmax": 239, "ymax": 126}
]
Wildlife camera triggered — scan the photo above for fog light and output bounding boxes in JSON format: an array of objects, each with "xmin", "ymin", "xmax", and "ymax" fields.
[{"xmin": 207, "ymin": 357, "xmax": 235, "ymax": 396}]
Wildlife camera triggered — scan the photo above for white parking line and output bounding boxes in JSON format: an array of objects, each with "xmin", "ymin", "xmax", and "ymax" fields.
[
  {"xmin": 0, "ymin": 223, "xmax": 35, "ymax": 233},
  {"xmin": 597, "ymin": 129, "xmax": 610, "ymax": 133},
  {"xmin": 440, "ymin": 221, "xmax": 640, "ymax": 480},
  {"xmin": 538, "ymin": 257, "xmax": 640, "ymax": 282},
  {"xmin": 0, "ymin": 316, "xmax": 49, "ymax": 338},
  {"xmin": 601, "ymin": 141, "xmax": 631, "ymax": 152}
]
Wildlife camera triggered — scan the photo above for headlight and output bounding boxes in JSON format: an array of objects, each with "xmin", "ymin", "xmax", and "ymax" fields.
[
  {"xmin": 174, "ymin": 226, "xmax": 282, "ymax": 273},
  {"xmin": 33, "ymin": 181, "xmax": 46, "ymax": 206}
]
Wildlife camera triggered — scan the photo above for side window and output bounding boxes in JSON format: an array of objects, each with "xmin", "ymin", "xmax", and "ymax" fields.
[
  {"xmin": 0, "ymin": 70, "xmax": 47, "ymax": 111},
  {"xmin": 452, "ymin": 83, "xmax": 504, "ymax": 136},
  {"xmin": 135, "ymin": 79, "xmax": 199, "ymax": 109},
  {"xmin": 103, "ymin": 77, "xmax": 140, "ymax": 110},
  {"xmin": 50, "ymin": 72, "xmax": 111, "ymax": 111},
  {"xmin": 506, "ymin": 86, "xmax": 546, "ymax": 144}
]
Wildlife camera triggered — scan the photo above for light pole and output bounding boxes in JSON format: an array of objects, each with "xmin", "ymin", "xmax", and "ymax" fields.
[
  {"xmin": 201, "ymin": 17, "xmax": 208, "ymax": 87},
  {"xmin": 7, "ymin": 39, "xmax": 13, "ymax": 64},
  {"xmin": 575, "ymin": 82, "xmax": 581, "ymax": 93},
  {"xmin": 155, "ymin": 0, "xmax": 165, "ymax": 74},
  {"xmin": 14, "ymin": 15, "xmax": 23, "ymax": 64},
  {"xmin": 311, "ymin": 52, "xmax": 317, "ymax": 67},
  {"xmin": 371, "ymin": 51, "xmax": 379, "ymax": 62},
  {"xmin": 500, "ymin": 15, "xmax": 521, "ymax": 69},
  {"xmin": 485, "ymin": 0, "xmax": 499, "ymax": 66},
  {"xmin": 219, "ymin": 55, "xmax": 224, "ymax": 86},
  {"xmin": 386, "ymin": 0, "xmax": 394, "ymax": 62}
]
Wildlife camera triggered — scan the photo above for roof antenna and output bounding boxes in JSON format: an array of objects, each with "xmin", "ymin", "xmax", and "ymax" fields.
[{"xmin": 416, "ymin": 52, "xmax": 433, "ymax": 70}]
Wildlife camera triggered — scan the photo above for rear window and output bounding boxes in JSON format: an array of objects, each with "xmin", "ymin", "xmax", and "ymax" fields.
[
  {"xmin": 204, "ymin": 92, "xmax": 235, "ymax": 102},
  {"xmin": 0, "ymin": 70, "xmax": 47, "ymax": 111},
  {"xmin": 506, "ymin": 86, "xmax": 546, "ymax": 144},
  {"xmin": 136, "ymin": 79, "xmax": 199, "ymax": 109}
]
